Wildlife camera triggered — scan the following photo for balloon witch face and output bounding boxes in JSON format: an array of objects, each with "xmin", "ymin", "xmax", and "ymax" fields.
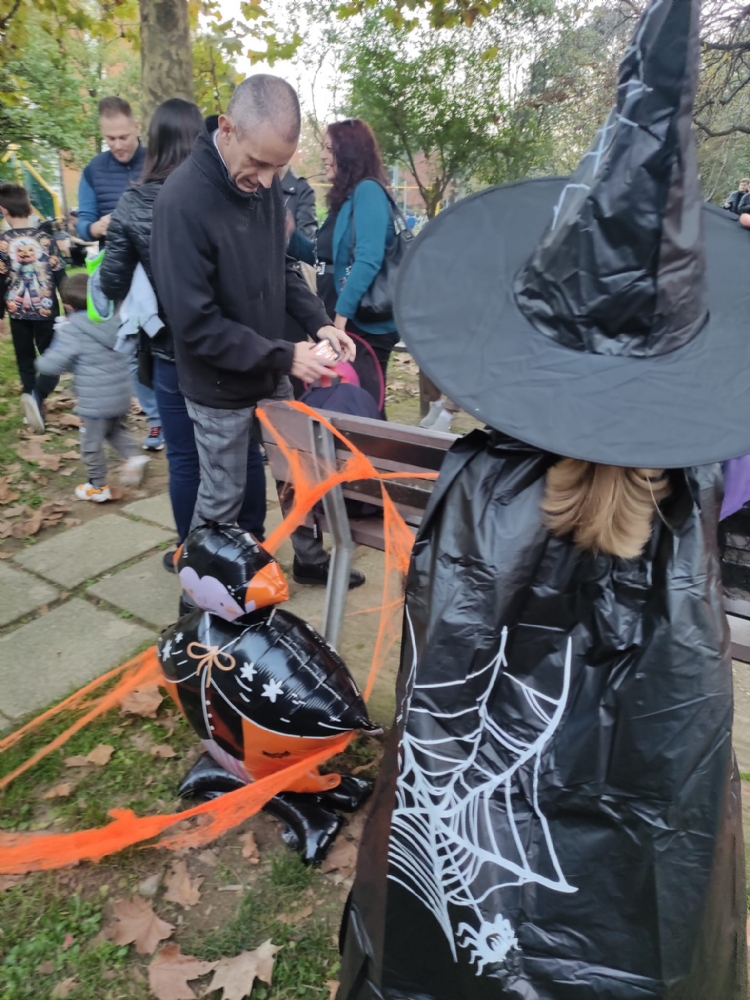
[
  {"xmin": 176, "ymin": 523, "xmax": 288, "ymax": 622},
  {"xmin": 158, "ymin": 607, "xmax": 378, "ymax": 794}
]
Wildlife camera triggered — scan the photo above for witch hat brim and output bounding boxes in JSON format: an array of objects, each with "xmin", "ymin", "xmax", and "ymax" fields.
[{"xmin": 395, "ymin": 177, "xmax": 750, "ymax": 469}]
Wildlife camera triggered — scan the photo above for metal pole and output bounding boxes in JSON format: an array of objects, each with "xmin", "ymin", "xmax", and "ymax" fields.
[{"xmin": 310, "ymin": 418, "xmax": 355, "ymax": 649}]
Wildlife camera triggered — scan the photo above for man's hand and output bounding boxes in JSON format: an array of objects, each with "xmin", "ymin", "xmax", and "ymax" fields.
[
  {"xmin": 318, "ymin": 323, "xmax": 356, "ymax": 363},
  {"xmin": 285, "ymin": 211, "xmax": 296, "ymax": 240},
  {"xmin": 290, "ymin": 341, "xmax": 339, "ymax": 383},
  {"xmin": 741, "ymin": 213, "xmax": 750, "ymax": 230},
  {"xmin": 90, "ymin": 214, "xmax": 111, "ymax": 239}
]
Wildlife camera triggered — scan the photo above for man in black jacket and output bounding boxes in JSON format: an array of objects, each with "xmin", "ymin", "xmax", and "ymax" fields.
[
  {"xmin": 281, "ymin": 167, "xmax": 317, "ymax": 239},
  {"xmin": 151, "ymin": 74, "xmax": 362, "ymax": 587}
]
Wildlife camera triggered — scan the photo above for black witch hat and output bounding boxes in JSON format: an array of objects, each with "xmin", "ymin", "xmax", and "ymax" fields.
[{"xmin": 395, "ymin": 0, "xmax": 750, "ymax": 468}]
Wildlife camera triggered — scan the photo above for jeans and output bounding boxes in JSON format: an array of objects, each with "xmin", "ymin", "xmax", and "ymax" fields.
[
  {"xmin": 10, "ymin": 319, "xmax": 59, "ymax": 398},
  {"xmin": 152, "ymin": 357, "xmax": 266, "ymax": 543},
  {"xmin": 129, "ymin": 352, "xmax": 161, "ymax": 428}
]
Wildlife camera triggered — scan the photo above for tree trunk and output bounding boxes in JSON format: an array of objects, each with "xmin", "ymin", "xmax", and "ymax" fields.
[{"xmin": 139, "ymin": 0, "xmax": 194, "ymax": 127}]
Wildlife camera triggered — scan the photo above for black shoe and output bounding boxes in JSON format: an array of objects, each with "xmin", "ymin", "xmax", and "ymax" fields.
[
  {"xmin": 293, "ymin": 557, "xmax": 365, "ymax": 590},
  {"xmin": 163, "ymin": 549, "xmax": 177, "ymax": 573}
]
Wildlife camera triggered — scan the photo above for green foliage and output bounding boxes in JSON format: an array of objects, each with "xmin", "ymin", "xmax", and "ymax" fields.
[
  {"xmin": 340, "ymin": 10, "xmax": 552, "ymax": 214},
  {"xmin": 0, "ymin": 0, "xmax": 140, "ymax": 165}
]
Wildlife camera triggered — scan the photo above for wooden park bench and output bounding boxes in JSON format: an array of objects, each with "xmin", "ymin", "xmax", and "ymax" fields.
[
  {"xmin": 258, "ymin": 400, "xmax": 456, "ymax": 648},
  {"xmin": 259, "ymin": 400, "xmax": 750, "ymax": 664}
]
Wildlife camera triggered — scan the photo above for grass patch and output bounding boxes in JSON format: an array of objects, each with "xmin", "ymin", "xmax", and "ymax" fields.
[
  {"xmin": 0, "ymin": 697, "xmax": 196, "ymax": 834},
  {"xmin": 184, "ymin": 851, "xmax": 339, "ymax": 999},
  {"xmin": 0, "ymin": 876, "xmax": 135, "ymax": 1000}
]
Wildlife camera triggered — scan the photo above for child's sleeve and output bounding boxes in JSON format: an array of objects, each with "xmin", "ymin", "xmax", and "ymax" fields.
[
  {"xmin": 50, "ymin": 238, "xmax": 67, "ymax": 289},
  {"xmin": 35, "ymin": 324, "xmax": 78, "ymax": 377}
]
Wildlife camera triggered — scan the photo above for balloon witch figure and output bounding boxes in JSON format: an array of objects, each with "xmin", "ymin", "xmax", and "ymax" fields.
[
  {"xmin": 337, "ymin": 1, "xmax": 748, "ymax": 997},
  {"xmin": 157, "ymin": 523, "xmax": 379, "ymax": 864}
]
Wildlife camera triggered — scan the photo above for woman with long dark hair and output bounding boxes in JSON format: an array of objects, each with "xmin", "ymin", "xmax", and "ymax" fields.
[
  {"xmin": 100, "ymin": 98, "xmax": 267, "ymax": 566},
  {"xmin": 317, "ymin": 118, "xmax": 397, "ymax": 414}
]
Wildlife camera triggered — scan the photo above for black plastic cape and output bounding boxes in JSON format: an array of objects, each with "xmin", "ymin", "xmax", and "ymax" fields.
[{"xmin": 338, "ymin": 430, "xmax": 746, "ymax": 1000}]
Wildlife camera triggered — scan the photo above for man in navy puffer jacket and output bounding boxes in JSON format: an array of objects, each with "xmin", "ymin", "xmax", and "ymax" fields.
[{"xmin": 77, "ymin": 96, "xmax": 146, "ymax": 245}]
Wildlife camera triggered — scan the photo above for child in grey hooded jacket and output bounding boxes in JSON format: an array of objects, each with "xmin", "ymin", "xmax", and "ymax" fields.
[{"xmin": 36, "ymin": 273, "xmax": 148, "ymax": 502}]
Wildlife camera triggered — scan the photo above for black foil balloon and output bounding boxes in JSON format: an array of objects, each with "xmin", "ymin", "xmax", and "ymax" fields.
[
  {"xmin": 176, "ymin": 522, "xmax": 288, "ymax": 622},
  {"xmin": 158, "ymin": 606, "xmax": 378, "ymax": 795}
]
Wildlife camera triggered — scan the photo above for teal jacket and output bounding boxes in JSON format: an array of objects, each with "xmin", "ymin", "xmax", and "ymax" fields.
[{"xmin": 332, "ymin": 180, "xmax": 397, "ymax": 335}]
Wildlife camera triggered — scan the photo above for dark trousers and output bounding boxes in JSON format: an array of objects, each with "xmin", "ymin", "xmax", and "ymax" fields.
[
  {"xmin": 349, "ymin": 326, "xmax": 399, "ymax": 418},
  {"xmin": 9, "ymin": 319, "xmax": 58, "ymax": 398},
  {"xmin": 152, "ymin": 357, "xmax": 266, "ymax": 544}
]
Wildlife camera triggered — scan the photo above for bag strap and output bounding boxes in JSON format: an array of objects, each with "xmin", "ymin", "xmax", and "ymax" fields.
[{"xmin": 347, "ymin": 178, "xmax": 410, "ymax": 271}]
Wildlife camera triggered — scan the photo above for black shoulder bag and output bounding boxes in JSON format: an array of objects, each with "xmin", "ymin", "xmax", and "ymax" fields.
[{"xmin": 346, "ymin": 181, "xmax": 415, "ymax": 325}]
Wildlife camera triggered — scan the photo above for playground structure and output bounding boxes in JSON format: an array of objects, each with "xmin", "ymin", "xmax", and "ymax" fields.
[{"xmin": 1, "ymin": 147, "xmax": 62, "ymax": 221}]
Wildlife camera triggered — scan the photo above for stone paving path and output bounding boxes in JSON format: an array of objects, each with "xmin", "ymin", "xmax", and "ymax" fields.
[{"xmin": 0, "ymin": 479, "xmax": 394, "ymax": 733}]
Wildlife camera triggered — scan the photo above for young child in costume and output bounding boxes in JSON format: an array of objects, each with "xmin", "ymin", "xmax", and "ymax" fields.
[
  {"xmin": 0, "ymin": 183, "xmax": 66, "ymax": 433},
  {"xmin": 35, "ymin": 273, "xmax": 148, "ymax": 502},
  {"xmin": 337, "ymin": 1, "xmax": 748, "ymax": 997}
]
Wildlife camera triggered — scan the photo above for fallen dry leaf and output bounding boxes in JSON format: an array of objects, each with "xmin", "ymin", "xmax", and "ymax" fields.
[
  {"xmin": 64, "ymin": 755, "xmax": 91, "ymax": 768},
  {"xmin": 87, "ymin": 743, "xmax": 114, "ymax": 766},
  {"xmin": 28, "ymin": 471, "xmax": 48, "ymax": 485},
  {"xmin": 63, "ymin": 517, "xmax": 82, "ymax": 527},
  {"xmin": 148, "ymin": 944, "xmax": 216, "ymax": 1000},
  {"xmin": 43, "ymin": 781, "xmax": 76, "ymax": 800},
  {"xmin": 59, "ymin": 451, "xmax": 80, "ymax": 460},
  {"xmin": 120, "ymin": 685, "xmax": 163, "ymax": 718},
  {"xmin": 150, "ymin": 743, "xmax": 177, "ymax": 759},
  {"xmin": 204, "ymin": 940, "xmax": 281, "ymax": 1000},
  {"xmin": 277, "ymin": 904, "xmax": 312, "ymax": 926},
  {"xmin": 239, "ymin": 831, "xmax": 260, "ymax": 864},
  {"xmin": 17, "ymin": 440, "xmax": 45, "ymax": 463},
  {"xmin": 0, "ymin": 875, "xmax": 24, "ymax": 891},
  {"xmin": 65, "ymin": 744, "xmax": 114, "ymax": 767},
  {"xmin": 60, "ymin": 469, "xmax": 74, "ymax": 477},
  {"xmin": 196, "ymin": 850, "xmax": 218, "ymax": 868},
  {"xmin": 64, "ymin": 437, "xmax": 79, "ymax": 446},
  {"xmin": 58, "ymin": 413, "xmax": 82, "ymax": 428},
  {"xmin": 0, "ymin": 551, "xmax": 15, "ymax": 559},
  {"xmin": 0, "ymin": 477, "xmax": 19, "ymax": 504},
  {"xmin": 110, "ymin": 895, "xmax": 175, "ymax": 955},
  {"xmin": 163, "ymin": 860, "xmax": 203, "ymax": 908},
  {"xmin": 0, "ymin": 523, "xmax": 12, "ymax": 539},
  {"xmin": 38, "ymin": 454, "xmax": 61, "ymax": 471},
  {"xmin": 319, "ymin": 836, "xmax": 358, "ymax": 877},
  {"xmin": 50, "ymin": 977, "xmax": 78, "ymax": 998},
  {"xmin": 326, "ymin": 981, "xmax": 340, "ymax": 1000},
  {"xmin": 37, "ymin": 960, "xmax": 56, "ymax": 975},
  {"xmin": 62, "ymin": 933, "xmax": 75, "ymax": 951}
]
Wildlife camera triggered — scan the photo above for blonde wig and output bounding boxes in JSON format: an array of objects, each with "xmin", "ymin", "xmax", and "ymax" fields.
[{"xmin": 541, "ymin": 460, "xmax": 671, "ymax": 559}]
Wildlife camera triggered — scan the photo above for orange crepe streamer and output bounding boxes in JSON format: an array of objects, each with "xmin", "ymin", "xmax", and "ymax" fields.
[{"xmin": 0, "ymin": 401, "xmax": 437, "ymax": 873}]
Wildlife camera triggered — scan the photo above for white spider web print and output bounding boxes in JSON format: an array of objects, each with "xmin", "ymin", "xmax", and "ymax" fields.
[{"xmin": 387, "ymin": 611, "xmax": 577, "ymax": 976}]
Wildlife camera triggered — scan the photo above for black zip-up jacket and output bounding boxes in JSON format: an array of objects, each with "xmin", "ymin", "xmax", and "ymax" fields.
[
  {"xmin": 150, "ymin": 117, "xmax": 331, "ymax": 409},
  {"xmin": 100, "ymin": 180, "xmax": 175, "ymax": 362}
]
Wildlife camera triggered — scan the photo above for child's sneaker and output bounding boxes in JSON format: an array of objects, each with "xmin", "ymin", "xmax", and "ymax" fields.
[
  {"xmin": 20, "ymin": 391, "xmax": 45, "ymax": 433},
  {"xmin": 419, "ymin": 400, "xmax": 443, "ymax": 429},
  {"xmin": 431, "ymin": 408, "xmax": 455, "ymax": 433},
  {"xmin": 143, "ymin": 426, "xmax": 165, "ymax": 451},
  {"xmin": 75, "ymin": 483, "xmax": 112, "ymax": 503},
  {"xmin": 120, "ymin": 455, "xmax": 149, "ymax": 486}
]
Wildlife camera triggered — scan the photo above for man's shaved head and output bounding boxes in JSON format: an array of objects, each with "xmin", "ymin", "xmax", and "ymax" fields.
[{"xmin": 227, "ymin": 74, "xmax": 301, "ymax": 143}]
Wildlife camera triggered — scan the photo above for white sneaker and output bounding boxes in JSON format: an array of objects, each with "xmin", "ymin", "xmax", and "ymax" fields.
[
  {"xmin": 419, "ymin": 400, "xmax": 444, "ymax": 428},
  {"xmin": 20, "ymin": 392, "xmax": 45, "ymax": 433},
  {"xmin": 75, "ymin": 483, "xmax": 112, "ymax": 503},
  {"xmin": 432, "ymin": 408, "xmax": 455, "ymax": 433},
  {"xmin": 120, "ymin": 455, "xmax": 149, "ymax": 486}
]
